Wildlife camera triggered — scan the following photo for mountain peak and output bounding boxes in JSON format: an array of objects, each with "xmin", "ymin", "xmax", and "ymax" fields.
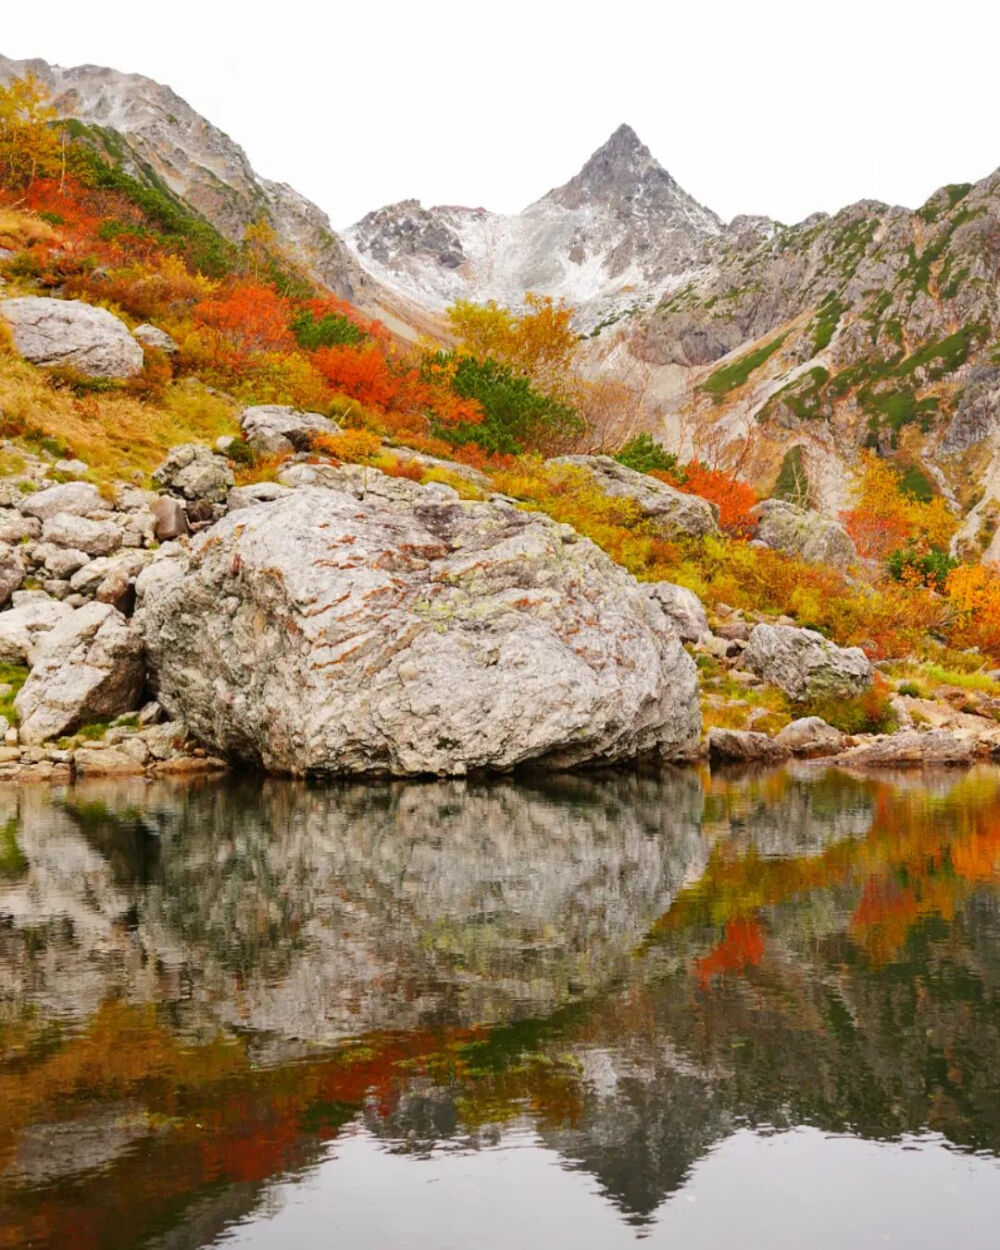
[{"xmin": 534, "ymin": 125, "xmax": 720, "ymax": 237}]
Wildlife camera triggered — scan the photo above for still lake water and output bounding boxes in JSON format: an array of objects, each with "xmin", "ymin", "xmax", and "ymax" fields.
[{"xmin": 1, "ymin": 765, "xmax": 1000, "ymax": 1248}]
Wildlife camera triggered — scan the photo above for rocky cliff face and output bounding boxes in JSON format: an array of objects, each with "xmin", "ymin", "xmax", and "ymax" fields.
[
  {"xmin": 0, "ymin": 54, "xmax": 365, "ymax": 301},
  {"xmin": 346, "ymin": 125, "xmax": 722, "ymax": 328}
]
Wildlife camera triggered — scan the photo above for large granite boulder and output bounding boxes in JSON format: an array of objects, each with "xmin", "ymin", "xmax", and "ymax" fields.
[
  {"xmin": 0, "ymin": 297, "xmax": 144, "ymax": 378},
  {"xmin": 14, "ymin": 602, "xmax": 145, "ymax": 744},
  {"xmin": 743, "ymin": 623, "xmax": 873, "ymax": 701},
  {"xmin": 548, "ymin": 455, "xmax": 719, "ymax": 538},
  {"xmin": 751, "ymin": 499, "xmax": 859, "ymax": 572},
  {"xmin": 240, "ymin": 404, "xmax": 338, "ymax": 454},
  {"xmin": 136, "ymin": 481, "xmax": 702, "ymax": 776},
  {"xmin": 152, "ymin": 444, "xmax": 234, "ymax": 503}
]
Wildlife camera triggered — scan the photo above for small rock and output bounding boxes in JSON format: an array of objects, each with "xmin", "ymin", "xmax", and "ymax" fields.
[
  {"xmin": 240, "ymin": 404, "xmax": 338, "ymax": 454},
  {"xmin": 132, "ymin": 323, "xmax": 177, "ymax": 353},
  {"xmin": 708, "ymin": 728, "xmax": 788, "ymax": 763},
  {"xmin": 19, "ymin": 481, "xmax": 104, "ymax": 521},
  {"xmin": 151, "ymin": 495, "xmax": 189, "ymax": 540},
  {"xmin": 15, "ymin": 602, "xmax": 145, "ymax": 745},
  {"xmin": 152, "ymin": 445, "xmax": 234, "ymax": 503},
  {"xmin": 774, "ymin": 716, "xmax": 846, "ymax": 758},
  {"xmin": 41, "ymin": 513, "xmax": 122, "ymax": 557},
  {"xmin": 53, "ymin": 459, "xmax": 89, "ymax": 477}
]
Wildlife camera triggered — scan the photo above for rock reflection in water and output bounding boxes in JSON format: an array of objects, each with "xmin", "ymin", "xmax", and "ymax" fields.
[{"xmin": 2, "ymin": 764, "xmax": 1000, "ymax": 1249}]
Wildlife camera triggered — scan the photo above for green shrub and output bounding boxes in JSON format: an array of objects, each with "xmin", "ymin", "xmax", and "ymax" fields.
[
  {"xmin": 291, "ymin": 309, "xmax": 365, "ymax": 350},
  {"xmin": 886, "ymin": 544, "xmax": 956, "ymax": 590},
  {"xmin": 434, "ymin": 354, "xmax": 584, "ymax": 455},
  {"xmin": 773, "ymin": 445, "xmax": 810, "ymax": 507},
  {"xmin": 613, "ymin": 433, "xmax": 679, "ymax": 476}
]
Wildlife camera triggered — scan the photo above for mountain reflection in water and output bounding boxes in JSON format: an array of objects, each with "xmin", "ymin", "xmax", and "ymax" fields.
[{"xmin": 0, "ymin": 765, "xmax": 999, "ymax": 1249}]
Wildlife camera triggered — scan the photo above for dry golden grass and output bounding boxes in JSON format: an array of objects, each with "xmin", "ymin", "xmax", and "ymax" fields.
[
  {"xmin": 0, "ymin": 349, "xmax": 239, "ymax": 483},
  {"xmin": 0, "ymin": 207, "xmax": 58, "ymax": 252}
]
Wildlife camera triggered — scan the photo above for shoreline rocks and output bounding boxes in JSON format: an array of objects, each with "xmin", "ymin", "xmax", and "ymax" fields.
[{"xmin": 743, "ymin": 623, "xmax": 873, "ymax": 701}]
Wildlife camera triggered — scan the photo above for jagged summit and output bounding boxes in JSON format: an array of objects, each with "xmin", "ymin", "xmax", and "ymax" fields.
[{"xmin": 346, "ymin": 125, "xmax": 721, "ymax": 323}]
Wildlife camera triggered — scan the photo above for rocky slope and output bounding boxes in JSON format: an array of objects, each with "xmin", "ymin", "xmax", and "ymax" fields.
[
  {"xmin": 346, "ymin": 124, "xmax": 722, "ymax": 330},
  {"xmin": 0, "ymin": 53, "xmax": 366, "ymax": 301}
]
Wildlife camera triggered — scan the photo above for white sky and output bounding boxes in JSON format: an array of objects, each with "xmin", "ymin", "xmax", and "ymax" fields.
[{"xmin": 3, "ymin": 0, "xmax": 999, "ymax": 231}]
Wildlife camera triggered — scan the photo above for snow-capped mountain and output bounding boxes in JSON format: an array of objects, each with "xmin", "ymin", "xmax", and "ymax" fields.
[{"xmin": 345, "ymin": 125, "xmax": 723, "ymax": 327}]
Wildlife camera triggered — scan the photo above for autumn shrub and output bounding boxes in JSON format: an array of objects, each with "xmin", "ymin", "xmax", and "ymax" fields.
[
  {"xmin": 841, "ymin": 452, "xmax": 956, "ymax": 562},
  {"xmin": 797, "ymin": 675, "xmax": 898, "ymax": 735},
  {"xmin": 310, "ymin": 429, "xmax": 383, "ymax": 463},
  {"xmin": 886, "ymin": 544, "xmax": 956, "ymax": 590},
  {"xmin": 670, "ymin": 463, "xmax": 757, "ymax": 537},
  {"xmin": 945, "ymin": 563, "xmax": 1000, "ymax": 658}
]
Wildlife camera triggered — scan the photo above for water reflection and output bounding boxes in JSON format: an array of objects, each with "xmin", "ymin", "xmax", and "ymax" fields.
[{"xmin": 1, "ymin": 765, "xmax": 999, "ymax": 1248}]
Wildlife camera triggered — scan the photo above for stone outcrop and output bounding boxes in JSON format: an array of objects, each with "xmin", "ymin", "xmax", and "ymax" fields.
[
  {"xmin": 137, "ymin": 480, "xmax": 702, "ymax": 776},
  {"xmin": 549, "ymin": 456, "xmax": 719, "ymax": 538},
  {"xmin": 742, "ymin": 623, "xmax": 873, "ymax": 701},
  {"xmin": 751, "ymin": 499, "xmax": 859, "ymax": 572},
  {"xmin": 15, "ymin": 602, "xmax": 145, "ymax": 744},
  {"xmin": 0, "ymin": 596, "xmax": 74, "ymax": 664},
  {"xmin": 642, "ymin": 581, "xmax": 709, "ymax": 642},
  {"xmin": 0, "ymin": 297, "xmax": 144, "ymax": 377},
  {"xmin": 239, "ymin": 404, "xmax": 338, "ymax": 454}
]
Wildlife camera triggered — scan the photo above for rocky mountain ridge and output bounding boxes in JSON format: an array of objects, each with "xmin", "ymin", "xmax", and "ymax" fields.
[
  {"xmin": 345, "ymin": 124, "xmax": 724, "ymax": 329},
  {"xmin": 0, "ymin": 53, "xmax": 367, "ymax": 302}
]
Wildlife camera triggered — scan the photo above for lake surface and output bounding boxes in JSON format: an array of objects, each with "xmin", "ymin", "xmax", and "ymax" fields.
[{"xmin": 1, "ymin": 764, "xmax": 999, "ymax": 1248}]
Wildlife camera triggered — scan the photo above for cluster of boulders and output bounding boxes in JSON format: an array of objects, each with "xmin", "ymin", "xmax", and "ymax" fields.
[{"xmin": 0, "ymin": 287, "xmax": 987, "ymax": 781}]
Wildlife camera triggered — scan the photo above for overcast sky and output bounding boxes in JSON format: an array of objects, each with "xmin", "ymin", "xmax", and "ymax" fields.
[{"xmin": 3, "ymin": 1, "xmax": 999, "ymax": 230}]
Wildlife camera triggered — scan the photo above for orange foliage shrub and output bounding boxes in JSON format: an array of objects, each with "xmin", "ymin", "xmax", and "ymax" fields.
[
  {"xmin": 194, "ymin": 282, "xmax": 293, "ymax": 361},
  {"xmin": 945, "ymin": 563, "xmax": 1000, "ymax": 658},
  {"xmin": 660, "ymin": 463, "xmax": 757, "ymax": 536}
]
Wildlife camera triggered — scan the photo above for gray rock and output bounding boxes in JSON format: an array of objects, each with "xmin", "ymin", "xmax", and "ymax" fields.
[
  {"xmin": 0, "ymin": 542, "xmax": 24, "ymax": 607},
  {"xmin": 708, "ymin": 728, "xmax": 788, "ymax": 763},
  {"xmin": 19, "ymin": 481, "xmax": 104, "ymax": 521},
  {"xmin": 69, "ymin": 551, "xmax": 153, "ymax": 596},
  {"xmin": 0, "ymin": 297, "xmax": 144, "ymax": 377},
  {"xmin": 151, "ymin": 495, "xmax": 189, "ymax": 540},
  {"xmin": 743, "ymin": 623, "xmax": 874, "ymax": 701},
  {"xmin": 774, "ymin": 716, "xmax": 846, "ymax": 758},
  {"xmin": 548, "ymin": 455, "xmax": 719, "ymax": 537},
  {"xmin": 41, "ymin": 513, "xmax": 122, "ymax": 557},
  {"xmin": 751, "ymin": 499, "xmax": 859, "ymax": 572},
  {"xmin": 226, "ymin": 482, "xmax": 294, "ymax": 511},
  {"xmin": 152, "ymin": 445, "xmax": 234, "ymax": 502},
  {"xmin": 836, "ymin": 729, "xmax": 977, "ymax": 768},
  {"xmin": 38, "ymin": 545, "xmax": 91, "ymax": 579},
  {"xmin": 240, "ymin": 404, "xmax": 338, "ymax": 454},
  {"xmin": 53, "ymin": 459, "xmax": 89, "ymax": 477},
  {"xmin": 643, "ymin": 581, "xmax": 709, "ymax": 642},
  {"xmin": 0, "ymin": 510, "xmax": 40, "ymax": 544},
  {"xmin": 14, "ymin": 602, "xmax": 145, "ymax": 744},
  {"xmin": 132, "ymin": 323, "xmax": 177, "ymax": 353},
  {"xmin": 136, "ymin": 481, "xmax": 702, "ymax": 776}
]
